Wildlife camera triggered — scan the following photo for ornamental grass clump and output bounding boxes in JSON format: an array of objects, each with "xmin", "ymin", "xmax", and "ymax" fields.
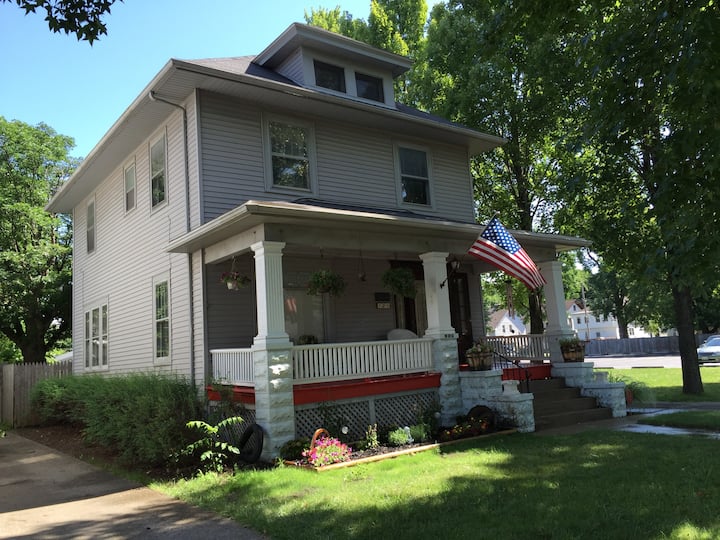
[{"xmin": 301, "ymin": 436, "xmax": 352, "ymax": 467}]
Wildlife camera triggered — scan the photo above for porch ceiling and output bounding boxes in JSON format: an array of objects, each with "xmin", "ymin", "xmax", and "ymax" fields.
[{"xmin": 167, "ymin": 200, "xmax": 591, "ymax": 264}]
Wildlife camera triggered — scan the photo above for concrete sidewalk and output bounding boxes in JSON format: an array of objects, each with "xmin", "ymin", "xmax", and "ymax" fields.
[{"xmin": 0, "ymin": 432, "xmax": 267, "ymax": 539}]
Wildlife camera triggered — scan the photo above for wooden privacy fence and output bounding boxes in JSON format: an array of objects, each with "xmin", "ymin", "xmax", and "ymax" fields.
[{"xmin": 0, "ymin": 362, "xmax": 73, "ymax": 428}]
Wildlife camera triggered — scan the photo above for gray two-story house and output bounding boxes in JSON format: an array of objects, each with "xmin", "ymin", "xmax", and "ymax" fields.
[{"xmin": 48, "ymin": 23, "xmax": 592, "ymax": 458}]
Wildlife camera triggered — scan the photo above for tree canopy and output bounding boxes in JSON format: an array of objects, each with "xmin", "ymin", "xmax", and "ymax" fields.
[
  {"xmin": 2, "ymin": 0, "xmax": 119, "ymax": 43},
  {"xmin": 0, "ymin": 117, "xmax": 75, "ymax": 362}
]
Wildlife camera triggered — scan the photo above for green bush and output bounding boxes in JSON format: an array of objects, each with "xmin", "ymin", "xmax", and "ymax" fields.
[
  {"xmin": 387, "ymin": 426, "xmax": 412, "ymax": 446},
  {"xmin": 409, "ymin": 423, "xmax": 430, "ymax": 443},
  {"xmin": 32, "ymin": 373, "xmax": 202, "ymax": 468}
]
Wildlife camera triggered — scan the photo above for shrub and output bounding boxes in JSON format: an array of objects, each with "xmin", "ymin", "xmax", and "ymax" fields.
[
  {"xmin": 409, "ymin": 423, "xmax": 430, "ymax": 443},
  {"xmin": 182, "ymin": 416, "xmax": 244, "ymax": 473},
  {"xmin": 32, "ymin": 373, "xmax": 203, "ymax": 468},
  {"xmin": 387, "ymin": 426, "xmax": 413, "ymax": 446}
]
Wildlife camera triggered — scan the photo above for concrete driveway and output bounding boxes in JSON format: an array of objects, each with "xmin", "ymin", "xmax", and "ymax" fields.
[{"xmin": 0, "ymin": 432, "xmax": 267, "ymax": 539}]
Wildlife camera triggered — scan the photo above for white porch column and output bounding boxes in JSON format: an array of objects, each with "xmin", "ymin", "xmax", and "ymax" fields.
[
  {"xmin": 539, "ymin": 259, "xmax": 573, "ymax": 362},
  {"xmin": 420, "ymin": 252, "xmax": 463, "ymax": 424},
  {"xmin": 250, "ymin": 241, "xmax": 294, "ymax": 459},
  {"xmin": 419, "ymin": 252, "xmax": 456, "ymax": 339}
]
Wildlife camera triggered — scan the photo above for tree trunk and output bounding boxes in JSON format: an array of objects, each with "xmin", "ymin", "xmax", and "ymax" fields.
[
  {"xmin": 672, "ymin": 284, "xmax": 703, "ymax": 394},
  {"xmin": 529, "ymin": 290, "xmax": 544, "ymax": 335}
]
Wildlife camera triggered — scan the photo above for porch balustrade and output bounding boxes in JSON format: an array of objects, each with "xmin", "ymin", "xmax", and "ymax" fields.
[
  {"xmin": 210, "ymin": 348, "xmax": 254, "ymax": 385},
  {"xmin": 210, "ymin": 338, "xmax": 435, "ymax": 386},
  {"xmin": 481, "ymin": 334, "xmax": 550, "ymax": 363},
  {"xmin": 293, "ymin": 338, "xmax": 434, "ymax": 384}
]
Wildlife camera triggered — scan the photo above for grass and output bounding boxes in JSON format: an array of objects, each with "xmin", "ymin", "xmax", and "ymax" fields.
[
  {"xmin": 155, "ymin": 431, "xmax": 720, "ymax": 539},
  {"xmin": 597, "ymin": 367, "xmax": 720, "ymax": 402},
  {"xmin": 639, "ymin": 411, "xmax": 720, "ymax": 431}
]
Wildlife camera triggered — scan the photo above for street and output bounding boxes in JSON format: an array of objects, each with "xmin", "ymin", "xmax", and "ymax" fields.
[{"xmin": 587, "ymin": 354, "xmax": 720, "ymax": 369}]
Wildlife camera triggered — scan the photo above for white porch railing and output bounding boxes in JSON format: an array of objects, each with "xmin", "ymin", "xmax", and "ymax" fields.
[
  {"xmin": 481, "ymin": 334, "xmax": 550, "ymax": 362},
  {"xmin": 210, "ymin": 348, "xmax": 254, "ymax": 385},
  {"xmin": 293, "ymin": 338, "xmax": 434, "ymax": 384},
  {"xmin": 210, "ymin": 339, "xmax": 435, "ymax": 386}
]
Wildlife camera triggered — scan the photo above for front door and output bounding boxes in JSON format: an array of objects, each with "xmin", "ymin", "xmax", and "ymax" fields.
[{"xmin": 449, "ymin": 272, "xmax": 473, "ymax": 361}]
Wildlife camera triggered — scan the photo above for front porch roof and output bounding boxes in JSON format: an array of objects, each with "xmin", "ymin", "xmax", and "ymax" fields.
[{"xmin": 167, "ymin": 199, "xmax": 591, "ymax": 264}]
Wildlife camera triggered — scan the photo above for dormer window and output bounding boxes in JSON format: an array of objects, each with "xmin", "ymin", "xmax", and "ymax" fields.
[
  {"xmin": 314, "ymin": 60, "xmax": 346, "ymax": 93},
  {"xmin": 355, "ymin": 72, "xmax": 384, "ymax": 102}
]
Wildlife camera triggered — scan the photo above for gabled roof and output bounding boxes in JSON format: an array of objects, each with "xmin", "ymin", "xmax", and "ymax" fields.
[{"xmin": 47, "ymin": 24, "xmax": 506, "ymax": 213}]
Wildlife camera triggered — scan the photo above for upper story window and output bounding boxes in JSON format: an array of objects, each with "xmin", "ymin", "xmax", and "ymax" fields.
[
  {"xmin": 150, "ymin": 134, "xmax": 166, "ymax": 208},
  {"xmin": 266, "ymin": 118, "xmax": 315, "ymax": 191},
  {"xmin": 86, "ymin": 199, "xmax": 95, "ymax": 253},
  {"xmin": 314, "ymin": 60, "xmax": 346, "ymax": 93},
  {"xmin": 398, "ymin": 146, "xmax": 431, "ymax": 206},
  {"xmin": 124, "ymin": 161, "xmax": 136, "ymax": 212},
  {"xmin": 355, "ymin": 72, "xmax": 384, "ymax": 102}
]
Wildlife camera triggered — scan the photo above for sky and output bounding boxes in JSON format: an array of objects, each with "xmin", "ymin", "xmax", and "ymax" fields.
[{"xmin": 0, "ymin": 0, "xmax": 378, "ymax": 158}]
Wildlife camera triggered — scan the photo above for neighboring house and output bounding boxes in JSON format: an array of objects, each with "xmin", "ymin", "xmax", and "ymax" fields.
[
  {"xmin": 488, "ymin": 310, "xmax": 526, "ymax": 336},
  {"xmin": 565, "ymin": 300, "xmax": 653, "ymax": 340},
  {"xmin": 47, "ymin": 23, "xmax": 590, "ymax": 458}
]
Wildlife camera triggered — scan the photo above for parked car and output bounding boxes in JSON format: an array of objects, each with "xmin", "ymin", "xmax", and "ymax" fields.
[{"xmin": 697, "ymin": 337, "xmax": 720, "ymax": 364}]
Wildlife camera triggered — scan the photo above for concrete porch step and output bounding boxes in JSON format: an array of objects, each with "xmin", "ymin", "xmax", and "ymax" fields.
[{"xmin": 527, "ymin": 376, "xmax": 615, "ymax": 431}]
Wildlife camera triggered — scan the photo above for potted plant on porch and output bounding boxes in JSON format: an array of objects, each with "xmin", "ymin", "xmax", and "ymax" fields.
[
  {"xmin": 465, "ymin": 342, "xmax": 494, "ymax": 371},
  {"xmin": 559, "ymin": 336, "xmax": 585, "ymax": 362}
]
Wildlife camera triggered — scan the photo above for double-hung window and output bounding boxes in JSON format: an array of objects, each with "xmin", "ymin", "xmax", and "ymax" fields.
[
  {"xmin": 154, "ymin": 276, "xmax": 170, "ymax": 363},
  {"xmin": 86, "ymin": 199, "xmax": 95, "ymax": 253},
  {"xmin": 150, "ymin": 134, "xmax": 166, "ymax": 208},
  {"xmin": 124, "ymin": 161, "xmax": 136, "ymax": 212},
  {"xmin": 398, "ymin": 146, "xmax": 431, "ymax": 206},
  {"xmin": 266, "ymin": 118, "xmax": 315, "ymax": 191},
  {"xmin": 84, "ymin": 303, "xmax": 108, "ymax": 369}
]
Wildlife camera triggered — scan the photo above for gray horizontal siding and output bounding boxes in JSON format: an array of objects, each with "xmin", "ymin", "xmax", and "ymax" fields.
[{"xmin": 198, "ymin": 92, "xmax": 477, "ymax": 223}]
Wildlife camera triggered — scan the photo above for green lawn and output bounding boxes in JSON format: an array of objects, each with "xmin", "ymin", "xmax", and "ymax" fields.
[
  {"xmin": 598, "ymin": 367, "xmax": 720, "ymax": 402},
  {"xmin": 156, "ymin": 431, "xmax": 720, "ymax": 539},
  {"xmin": 639, "ymin": 410, "xmax": 720, "ymax": 431}
]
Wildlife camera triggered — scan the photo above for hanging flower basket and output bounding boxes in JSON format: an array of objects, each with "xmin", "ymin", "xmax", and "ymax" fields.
[
  {"xmin": 220, "ymin": 271, "xmax": 251, "ymax": 290},
  {"xmin": 306, "ymin": 270, "xmax": 346, "ymax": 297},
  {"xmin": 381, "ymin": 267, "xmax": 416, "ymax": 298}
]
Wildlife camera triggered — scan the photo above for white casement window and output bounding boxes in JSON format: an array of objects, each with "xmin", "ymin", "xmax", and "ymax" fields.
[
  {"xmin": 84, "ymin": 303, "xmax": 108, "ymax": 369},
  {"xmin": 153, "ymin": 275, "xmax": 170, "ymax": 363},
  {"xmin": 86, "ymin": 199, "xmax": 95, "ymax": 253},
  {"xmin": 355, "ymin": 72, "xmax": 384, "ymax": 102},
  {"xmin": 397, "ymin": 145, "xmax": 432, "ymax": 206},
  {"xmin": 150, "ymin": 133, "xmax": 167, "ymax": 208},
  {"xmin": 124, "ymin": 161, "xmax": 136, "ymax": 212},
  {"xmin": 264, "ymin": 117, "xmax": 316, "ymax": 192},
  {"xmin": 314, "ymin": 60, "xmax": 346, "ymax": 93}
]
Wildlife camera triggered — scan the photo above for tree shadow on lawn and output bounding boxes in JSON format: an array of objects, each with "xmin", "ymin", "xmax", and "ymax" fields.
[
  {"xmin": 651, "ymin": 381, "xmax": 720, "ymax": 402},
  {"xmin": 172, "ymin": 431, "xmax": 720, "ymax": 540}
]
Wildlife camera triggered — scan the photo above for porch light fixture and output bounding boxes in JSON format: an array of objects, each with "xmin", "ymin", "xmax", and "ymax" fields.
[{"xmin": 440, "ymin": 256, "xmax": 462, "ymax": 288}]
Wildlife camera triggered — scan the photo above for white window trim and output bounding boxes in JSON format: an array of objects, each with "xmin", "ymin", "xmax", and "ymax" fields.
[
  {"xmin": 124, "ymin": 159, "xmax": 136, "ymax": 213},
  {"xmin": 86, "ymin": 197, "xmax": 96, "ymax": 254},
  {"xmin": 262, "ymin": 114, "xmax": 318, "ymax": 195},
  {"xmin": 394, "ymin": 143, "xmax": 435, "ymax": 209},
  {"xmin": 84, "ymin": 300, "xmax": 109, "ymax": 371},
  {"xmin": 149, "ymin": 130, "xmax": 168, "ymax": 211},
  {"xmin": 153, "ymin": 273, "xmax": 171, "ymax": 365}
]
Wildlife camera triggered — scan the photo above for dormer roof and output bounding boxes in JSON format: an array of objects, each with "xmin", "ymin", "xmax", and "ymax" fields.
[{"xmin": 254, "ymin": 22, "xmax": 412, "ymax": 78}]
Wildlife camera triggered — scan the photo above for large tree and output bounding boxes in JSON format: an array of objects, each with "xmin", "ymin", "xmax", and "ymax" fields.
[
  {"xmin": 538, "ymin": 0, "xmax": 720, "ymax": 393},
  {"xmin": 1, "ymin": 0, "xmax": 119, "ymax": 43},
  {"xmin": 0, "ymin": 117, "xmax": 75, "ymax": 363}
]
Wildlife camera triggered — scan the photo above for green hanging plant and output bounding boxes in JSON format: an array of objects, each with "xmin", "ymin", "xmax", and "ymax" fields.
[
  {"xmin": 307, "ymin": 270, "xmax": 346, "ymax": 297},
  {"xmin": 381, "ymin": 267, "xmax": 417, "ymax": 298}
]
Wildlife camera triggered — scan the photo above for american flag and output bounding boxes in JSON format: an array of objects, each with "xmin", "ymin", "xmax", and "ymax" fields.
[{"xmin": 468, "ymin": 217, "xmax": 546, "ymax": 291}]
